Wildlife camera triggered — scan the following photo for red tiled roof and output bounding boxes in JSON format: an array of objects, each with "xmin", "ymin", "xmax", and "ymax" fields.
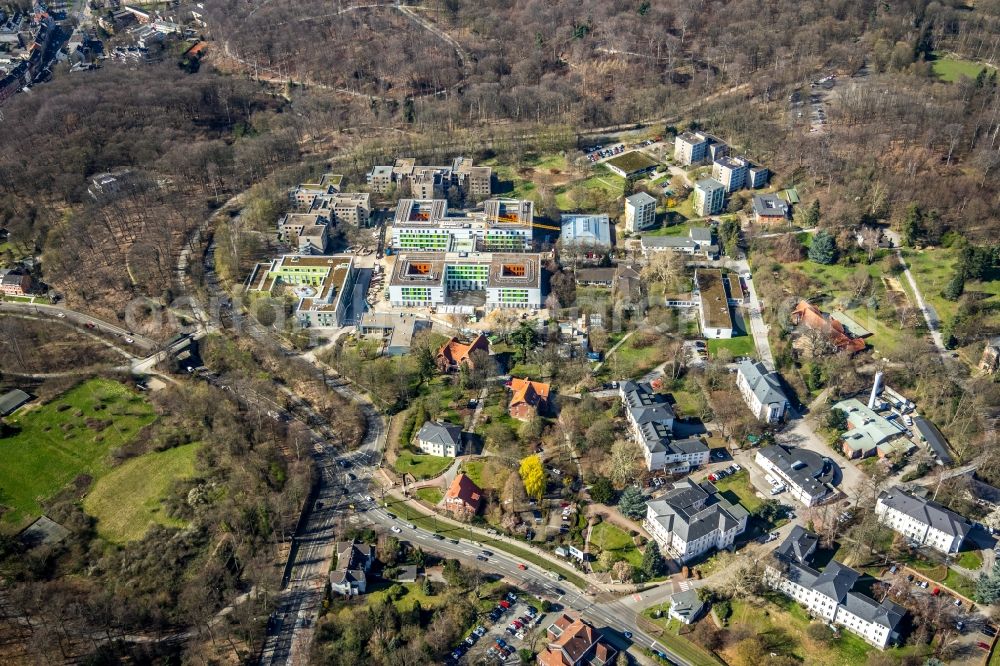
[
  {"xmin": 509, "ymin": 377, "xmax": 550, "ymax": 408},
  {"xmin": 445, "ymin": 473, "xmax": 482, "ymax": 511},
  {"xmin": 791, "ymin": 300, "xmax": 866, "ymax": 354},
  {"xmin": 437, "ymin": 334, "xmax": 489, "ymax": 368}
]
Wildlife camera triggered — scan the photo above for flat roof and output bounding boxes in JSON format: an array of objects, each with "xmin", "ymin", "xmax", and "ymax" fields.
[
  {"xmin": 394, "ymin": 199, "xmax": 448, "ymax": 225},
  {"xmin": 696, "ymin": 269, "xmax": 733, "ymax": 331},
  {"xmin": 605, "ymin": 150, "xmax": 659, "ymax": 174},
  {"xmin": 390, "ymin": 253, "xmax": 447, "ymax": 287},
  {"xmin": 483, "ymin": 198, "xmax": 533, "ymax": 227}
]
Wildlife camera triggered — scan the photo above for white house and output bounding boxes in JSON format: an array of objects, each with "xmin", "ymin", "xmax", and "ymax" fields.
[
  {"xmin": 736, "ymin": 359, "xmax": 789, "ymax": 423},
  {"xmin": 875, "ymin": 486, "xmax": 972, "ymax": 555},
  {"xmin": 667, "ymin": 589, "xmax": 706, "ymax": 625},
  {"xmin": 766, "ymin": 527, "xmax": 906, "ymax": 649},
  {"xmin": 644, "ymin": 479, "xmax": 748, "ymax": 562},
  {"xmin": 414, "ymin": 420, "xmax": 463, "ymax": 457},
  {"xmin": 624, "ymin": 192, "xmax": 657, "ymax": 232},
  {"xmin": 755, "ymin": 444, "xmax": 836, "ymax": 507},
  {"xmin": 329, "ymin": 542, "xmax": 375, "ymax": 596}
]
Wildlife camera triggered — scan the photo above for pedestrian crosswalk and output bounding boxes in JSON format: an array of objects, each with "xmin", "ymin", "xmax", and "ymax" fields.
[{"xmin": 678, "ymin": 580, "xmax": 692, "ymax": 591}]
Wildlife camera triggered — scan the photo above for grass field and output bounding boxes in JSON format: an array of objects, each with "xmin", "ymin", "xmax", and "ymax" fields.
[
  {"xmin": 365, "ymin": 580, "xmax": 448, "ymax": 612},
  {"xmin": 931, "ymin": 52, "xmax": 996, "ymax": 82},
  {"xmin": 83, "ymin": 443, "xmax": 199, "ymax": 542},
  {"xmin": 957, "ymin": 549, "xmax": 984, "ymax": 571},
  {"xmin": 589, "ymin": 522, "xmax": 643, "ymax": 569},
  {"xmin": 641, "ymin": 606, "xmax": 725, "ymax": 666},
  {"xmin": 710, "ymin": 470, "xmax": 763, "ymax": 513},
  {"xmin": 902, "ymin": 246, "xmax": 1000, "ymax": 332},
  {"xmin": 384, "ymin": 498, "xmax": 588, "ymax": 589},
  {"xmin": 393, "ymin": 451, "xmax": 453, "ymax": 480},
  {"xmin": 0, "ymin": 379, "xmax": 157, "ymax": 526},
  {"xmin": 414, "ymin": 487, "xmax": 443, "ymax": 505},
  {"xmin": 604, "ymin": 335, "xmax": 669, "ymax": 379},
  {"xmin": 605, "ymin": 151, "xmax": 659, "ymax": 175},
  {"xmin": 706, "ymin": 335, "xmax": 756, "ymax": 359}
]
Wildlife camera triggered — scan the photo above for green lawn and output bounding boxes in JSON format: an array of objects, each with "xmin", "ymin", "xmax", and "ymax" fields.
[
  {"xmin": 902, "ymin": 246, "xmax": 1000, "ymax": 332},
  {"xmin": 931, "ymin": 52, "xmax": 996, "ymax": 82},
  {"xmin": 957, "ymin": 549, "xmax": 984, "ymax": 571},
  {"xmin": 725, "ymin": 596, "xmax": 882, "ymax": 666},
  {"xmin": 641, "ymin": 606, "xmax": 725, "ymax": 666},
  {"xmin": 605, "ymin": 335, "xmax": 670, "ymax": 379},
  {"xmin": 605, "ymin": 151, "xmax": 659, "ymax": 175},
  {"xmin": 706, "ymin": 335, "xmax": 756, "ymax": 359},
  {"xmin": 0, "ymin": 379, "xmax": 157, "ymax": 526},
  {"xmin": 365, "ymin": 580, "xmax": 448, "ymax": 612},
  {"xmin": 943, "ymin": 568, "xmax": 977, "ymax": 599},
  {"xmin": 383, "ymin": 498, "xmax": 588, "ymax": 589},
  {"xmin": 414, "ymin": 487, "xmax": 443, "ymax": 505},
  {"xmin": 710, "ymin": 470, "xmax": 762, "ymax": 513},
  {"xmin": 83, "ymin": 443, "xmax": 199, "ymax": 542},
  {"xmin": 589, "ymin": 522, "xmax": 643, "ymax": 569},
  {"xmin": 461, "ymin": 461, "xmax": 485, "ymax": 487},
  {"xmin": 393, "ymin": 451, "xmax": 453, "ymax": 480}
]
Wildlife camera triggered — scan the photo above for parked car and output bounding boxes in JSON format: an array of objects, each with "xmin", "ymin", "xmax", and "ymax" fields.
[{"xmin": 390, "ymin": 526, "xmax": 401, "ymax": 533}]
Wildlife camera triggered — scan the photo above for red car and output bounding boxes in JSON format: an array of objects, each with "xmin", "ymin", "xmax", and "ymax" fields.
[
  {"xmin": 708, "ymin": 474, "xmax": 718, "ymax": 482},
  {"xmin": 978, "ymin": 642, "xmax": 991, "ymax": 650},
  {"xmin": 518, "ymin": 563, "xmax": 527, "ymax": 570},
  {"xmin": 931, "ymin": 587, "xmax": 941, "ymax": 596},
  {"xmin": 499, "ymin": 600, "xmax": 511, "ymax": 609}
]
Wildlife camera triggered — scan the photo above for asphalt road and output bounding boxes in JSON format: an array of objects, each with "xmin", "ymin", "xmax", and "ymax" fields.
[{"xmin": 0, "ymin": 302, "xmax": 157, "ymax": 352}]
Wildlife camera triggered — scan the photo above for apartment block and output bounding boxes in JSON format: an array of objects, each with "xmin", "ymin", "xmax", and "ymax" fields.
[
  {"xmin": 644, "ymin": 478, "xmax": 748, "ymax": 562},
  {"xmin": 388, "ymin": 252, "xmax": 543, "ymax": 309},
  {"xmin": 618, "ymin": 380, "xmax": 707, "ymax": 472},
  {"xmin": 673, "ymin": 131, "xmax": 727, "ymax": 166},
  {"xmin": 766, "ymin": 527, "xmax": 906, "ymax": 649},
  {"xmin": 755, "ymin": 444, "xmax": 835, "ymax": 507},
  {"xmin": 624, "ymin": 192, "xmax": 657, "ymax": 232},
  {"xmin": 876, "ymin": 486, "xmax": 972, "ymax": 554},
  {"xmin": 693, "ymin": 178, "xmax": 726, "ymax": 216},
  {"xmin": 367, "ymin": 156, "xmax": 492, "ymax": 200},
  {"xmin": 712, "ymin": 156, "xmax": 749, "ymax": 193},
  {"xmin": 277, "ymin": 213, "xmax": 330, "ymax": 254},
  {"xmin": 736, "ymin": 359, "xmax": 789, "ymax": 423}
]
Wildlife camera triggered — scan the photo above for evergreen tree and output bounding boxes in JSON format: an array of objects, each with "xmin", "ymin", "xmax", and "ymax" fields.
[
  {"xmin": 618, "ymin": 485, "xmax": 648, "ymax": 520},
  {"xmin": 642, "ymin": 541, "xmax": 666, "ymax": 578},
  {"xmin": 976, "ymin": 562, "xmax": 1000, "ymax": 604},
  {"xmin": 942, "ymin": 271, "xmax": 965, "ymax": 301},
  {"xmin": 804, "ymin": 199, "xmax": 821, "ymax": 227},
  {"xmin": 808, "ymin": 230, "xmax": 837, "ymax": 265},
  {"xmin": 902, "ymin": 203, "xmax": 922, "ymax": 247},
  {"xmin": 590, "ymin": 476, "xmax": 616, "ymax": 504}
]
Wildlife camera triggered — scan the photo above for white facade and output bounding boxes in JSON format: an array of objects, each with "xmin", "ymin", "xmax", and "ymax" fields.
[
  {"xmin": 736, "ymin": 360, "xmax": 788, "ymax": 423},
  {"xmin": 765, "ymin": 567, "xmax": 897, "ymax": 649},
  {"xmin": 755, "ymin": 450, "xmax": 826, "ymax": 507},
  {"xmin": 417, "ymin": 438, "xmax": 460, "ymax": 457},
  {"xmin": 645, "ymin": 505, "xmax": 745, "ymax": 562},
  {"xmin": 694, "ymin": 179, "xmax": 725, "ymax": 217},
  {"xmin": 624, "ymin": 193, "xmax": 657, "ymax": 232},
  {"xmin": 875, "ymin": 492, "xmax": 969, "ymax": 554}
]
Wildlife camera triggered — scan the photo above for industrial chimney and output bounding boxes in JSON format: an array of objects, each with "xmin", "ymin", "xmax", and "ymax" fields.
[{"xmin": 868, "ymin": 371, "xmax": 884, "ymax": 409}]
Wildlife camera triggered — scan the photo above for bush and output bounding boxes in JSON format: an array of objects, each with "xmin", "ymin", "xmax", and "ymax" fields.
[{"xmin": 714, "ymin": 599, "xmax": 732, "ymax": 622}]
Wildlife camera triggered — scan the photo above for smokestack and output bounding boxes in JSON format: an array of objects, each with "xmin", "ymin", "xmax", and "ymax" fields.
[{"xmin": 868, "ymin": 371, "xmax": 884, "ymax": 409}]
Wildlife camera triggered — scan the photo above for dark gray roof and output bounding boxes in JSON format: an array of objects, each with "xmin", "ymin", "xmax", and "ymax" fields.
[
  {"xmin": 625, "ymin": 192, "xmax": 656, "ymax": 206},
  {"xmin": 637, "ymin": 422, "xmax": 707, "ymax": 458},
  {"xmin": 416, "ymin": 420, "xmax": 463, "ymax": 449},
  {"xmin": 757, "ymin": 444, "xmax": 835, "ymax": 498},
  {"xmin": 775, "ymin": 525, "xmax": 818, "ymax": 564},
  {"xmin": 772, "ymin": 527, "xmax": 906, "ymax": 633},
  {"xmin": 0, "ymin": 389, "xmax": 30, "ymax": 416},
  {"xmin": 696, "ymin": 178, "xmax": 724, "ymax": 192},
  {"xmin": 878, "ymin": 486, "xmax": 971, "ymax": 539},
  {"xmin": 329, "ymin": 569, "xmax": 366, "ymax": 585},
  {"xmin": 575, "ymin": 267, "xmax": 617, "ymax": 284},
  {"xmin": 737, "ymin": 360, "xmax": 789, "ymax": 408},
  {"xmin": 647, "ymin": 479, "xmax": 748, "ymax": 543},
  {"xmin": 912, "ymin": 417, "xmax": 953, "ymax": 465},
  {"xmin": 752, "ymin": 194, "xmax": 790, "ymax": 218},
  {"xmin": 620, "ymin": 381, "xmax": 675, "ymax": 426},
  {"xmin": 812, "ymin": 561, "xmax": 861, "ymax": 602}
]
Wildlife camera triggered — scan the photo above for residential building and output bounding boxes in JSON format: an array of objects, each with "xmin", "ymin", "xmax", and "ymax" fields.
[
  {"xmin": 507, "ymin": 377, "xmax": 550, "ymax": 420},
  {"xmin": 436, "ymin": 334, "xmax": 489, "ymax": 373},
  {"xmin": 391, "ymin": 198, "xmax": 533, "ymax": 252},
  {"xmin": 673, "ymin": 131, "xmax": 727, "ymax": 166},
  {"xmin": 641, "ymin": 227, "xmax": 718, "ymax": 259},
  {"xmin": 747, "ymin": 164, "xmax": 769, "ymax": 189},
  {"xmin": 445, "ymin": 473, "xmax": 483, "ymax": 516},
  {"xmin": 574, "ymin": 267, "xmax": 616, "ymax": 287},
  {"xmin": 644, "ymin": 478, "xmax": 748, "ymax": 562},
  {"xmin": 619, "ymin": 380, "xmax": 675, "ymax": 439},
  {"xmin": 312, "ymin": 192, "xmax": 372, "ymax": 227},
  {"xmin": 912, "ymin": 417, "xmax": 954, "ymax": 466},
  {"xmin": 619, "ymin": 380, "xmax": 708, "ymax": 472},
  {"xmin": 980, "ymin": 337, "xmax": 1000, "ymax": 374},
  {"xmin": 388, "ymin": 252, "xmax": 543, "ymax": 309},
  {"xmin": 246, "ymin": 255, "xmax": 359, "ymax": 328},
  {"xmin": 694, "ymin": 269, "xmax": 733, "ymax": 339},
  {"xmin": 693, "ymin": 178, "xmax": 725, "ymax": 217},
  {"xmin": 712, "ymin": 156, "xmax": 749, "ymax": 193},
  {"xmin": 755, "ymin": 444, "xmax": 836, "ymax": 506},
  {"xmin": 277, "ymin": 212, "xmax": 330, "ymax": 254},
  {"xmin": 0, "ymin": 270, "xmax": 31, "ymax": 296},
  {"xmin": 752, "ymin": 194, "xmax": 790, "ymax": 224},
  {"xmin": 329, "ymin": 541, "xmax": 375, "ymax": 596},
  {"xmin": 668, "ymin": 589, "xmax": 706, "ymax": 625},
  {"xmin": 560, "ymin": 214, "xmax": 612, "ymax": 248},
  {"xmin": 538, "ymin": 614, "xmax": 616, "ymax": 666},
  {"xmin": 366, "ymin": 157, "xmax": 492, "ymax": 200},
  {"xmin": 876, "ymin": 486, "xmax": 972, "ymax": 554},
  {"xmin": 791, "ymin": 301, "xmax": 866, "ymax": 354},
  {"xmin": 288, "ymin": 172, "xmax": 343, "ymax": 207},
  {"xmin": 624, "ymin": 192, "xmax": 657, "ymax": 232},
  {"xmin": 736, "ymin": 359, "xmax": 789, "ymax": 423},
  {"xmin": 604, "ymin": 151, "xmax": 659, "ymax": 178},
  {"xmin": 614, "ymin": 263, "xmax": 643, "ymax": 306},
  {"xmin": 766, "ymin": 527, "xmax": 906, "ymax": 649},
  {"xmin": 414, "ymin": 420, "xmax": 463, "ymax": 457},
  {"xmin": 832, "ymin": 399, "xmax": 911, "ymax": 459}
]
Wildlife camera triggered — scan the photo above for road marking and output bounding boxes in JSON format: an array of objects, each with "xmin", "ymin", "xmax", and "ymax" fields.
[
  {"xmin": 633, "ymin": 593, "xmax": 642, "ymax": 602},
  {"xmin": 678, "ymin": 580, "xmax": 691, "ymax": 591}
]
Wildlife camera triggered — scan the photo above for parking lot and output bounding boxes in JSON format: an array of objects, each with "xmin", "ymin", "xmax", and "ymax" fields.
[{"xmin": 452, "ymin": 590, "xmax": 546, "ymax": 665}]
